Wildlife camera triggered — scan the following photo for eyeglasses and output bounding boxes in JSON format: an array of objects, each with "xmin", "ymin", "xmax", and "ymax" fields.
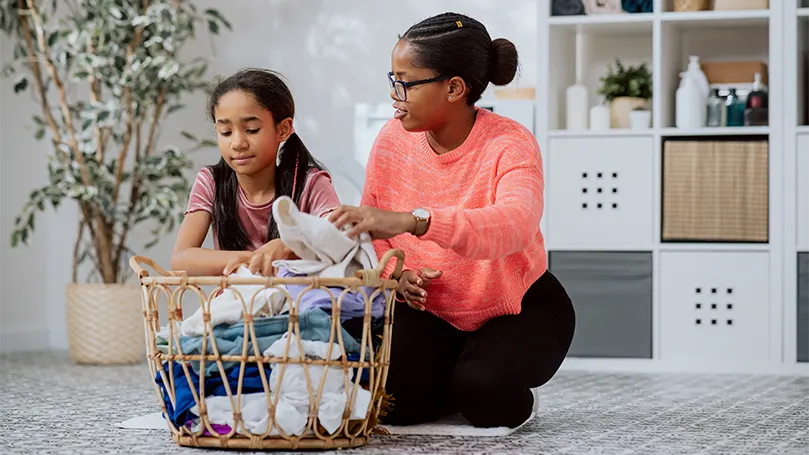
[{"xmin": 388, "ymin": 71, "xmax": 452, "ymax": 102}]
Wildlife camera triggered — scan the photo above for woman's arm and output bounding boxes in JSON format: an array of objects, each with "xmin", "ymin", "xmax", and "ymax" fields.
[
  {"xmin": 420, "ymin": 145, "xmax": 544, "ymax": 260},
  {"xmin": 170, "ymin": 211, "xmax": 251, "ymax": 276}
]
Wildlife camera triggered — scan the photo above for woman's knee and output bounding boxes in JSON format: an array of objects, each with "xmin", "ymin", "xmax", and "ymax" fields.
[{"xmin": 451, "ymin": 362, "xmax": 532, "ymax": 428}]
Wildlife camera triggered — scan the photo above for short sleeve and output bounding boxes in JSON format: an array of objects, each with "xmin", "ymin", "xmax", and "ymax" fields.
[
  {"xmin": 185, "ymin": 168, "xmax": 215, "ymax": 215},
  {"xmin": 299, "ymin": 170, "xmax": 341, "ymax": 218}
]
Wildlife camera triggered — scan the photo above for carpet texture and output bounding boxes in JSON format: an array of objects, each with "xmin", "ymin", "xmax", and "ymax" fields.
[{"xmin": 0, "ymin": 352, "xmax": 806, "ymax": 454}]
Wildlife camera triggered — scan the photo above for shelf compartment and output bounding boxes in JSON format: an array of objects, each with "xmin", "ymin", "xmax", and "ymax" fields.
[
  {"xmin": 659, "ymin": 17, "xmax": 769, "ymax": 129},
  {"xmin": 661, "ymin": 138, "xmax": 769, "ymax": 243},
  {"xmin": 547, "ymin": 23, "xmax": 652, "ymax": 131}
]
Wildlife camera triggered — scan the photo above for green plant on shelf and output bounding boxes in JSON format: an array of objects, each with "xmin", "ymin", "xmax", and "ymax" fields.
[{"xmin": 597, "ymin": 59, "xmax": 653, "ymax": 101}]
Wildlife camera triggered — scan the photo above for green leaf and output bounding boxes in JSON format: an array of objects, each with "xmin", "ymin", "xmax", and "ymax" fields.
[
  {"xmin": 181, "ymin": 131, "xmax": 197, "ymax": 141},
  {"xmin": 35, "ymin": 128, "xmax": 45, "ymax": 140},
  {"xmin": 82, "ymin": 119, "xmax": 93, "ymax": 131},
  {"xmin": 205, "ymin": 9, "xmax": 232, "ymax": 30},
  {"xmin": 13, "ymin": 77, "xmax": 27, "ymax": 93},
  {"xmin": 197, "ymin": 139, "xmax": 217, "ymax": 148},
  {"xmin": 97, "ymin": 111, "xmax": 110, "ymax": 123},
  {"xmin": 47, "ymin": 31, "xmax": 58, "ymax": 47},
  {"xmin": 167, "ymin": 104, "xmax": 185, "ymax": 114},
  {"xmin": 207, "ymin": 20, "xmax": 219, "ymax": 35},
  {"xmin": 11, "ymin": 230, "xmax": 19, "ymax": 248}
]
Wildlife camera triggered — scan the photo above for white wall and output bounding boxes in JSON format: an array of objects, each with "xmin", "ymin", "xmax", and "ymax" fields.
[{"xmin": 0, "ymin": 0, "xmax": 537, "ymax": 352}]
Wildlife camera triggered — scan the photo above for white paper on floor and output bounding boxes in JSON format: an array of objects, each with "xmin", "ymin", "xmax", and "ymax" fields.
[
  {"xmin": 380, "ymin": 411, "xmax": 535, "ymax": 437},
  {"xmin": 120, "ymin": 410, "xmax": 535, "ymax": 437},
  {"xmin": 119, "ymin": 412, "xmax": 167, "ymax": 430}
]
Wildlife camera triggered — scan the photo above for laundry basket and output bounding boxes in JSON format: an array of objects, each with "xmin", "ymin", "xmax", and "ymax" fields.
[{"xmin": 129, "ymin": 249, "xmax": 404, "ymax": 451}]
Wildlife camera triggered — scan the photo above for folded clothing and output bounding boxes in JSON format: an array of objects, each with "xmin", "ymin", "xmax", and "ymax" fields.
[
  {"xmin": 180, "ymin": 266, "xmax": 287, "ymax": 337},
  {"xmin": 276, "ymin": 267, "xmax": 386, "ymax": 321},
  {"xmin": 156, "ymin": 307, "xmax": 362, "ymax": 378}
]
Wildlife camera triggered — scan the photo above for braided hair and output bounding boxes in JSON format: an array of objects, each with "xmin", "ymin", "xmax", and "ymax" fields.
[
  {"xmin": 400, "ymin": 12, "xmax": 519, "ymax": 104},
  {"xmin": 207, "ymin": 68, "xmax": 326, "ymax": 251}
]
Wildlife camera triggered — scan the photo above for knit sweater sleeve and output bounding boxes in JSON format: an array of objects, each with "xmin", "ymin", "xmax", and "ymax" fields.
[
  {"xmin": 421, "ymin": 137, "xmax": 545, "ymax": 260},
  {"xmin": 361, "ymin": 128, "xmax": 409, "ymax": 279}
]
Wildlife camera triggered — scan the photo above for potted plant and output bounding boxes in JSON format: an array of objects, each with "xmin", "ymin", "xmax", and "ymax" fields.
[
  {"xmin": 630, "ymin": 105, "xmax": 652, "ymax": 130},
  {"xmin": 1, "ymin": 0, "xmax": 230, "ymax": 364},
  {"xmin": 597, "ymin": 59, "xmax": 652, "ymax": 128}
]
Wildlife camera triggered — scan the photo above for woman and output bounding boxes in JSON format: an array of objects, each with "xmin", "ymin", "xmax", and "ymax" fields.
[{"xmin": 330, "ymin": 12, "xmax": 575, "ymax": 429}]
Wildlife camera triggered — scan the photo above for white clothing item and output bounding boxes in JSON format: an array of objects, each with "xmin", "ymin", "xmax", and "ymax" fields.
[
  {"xmin": 265, "ymin": 333, "xmax": 372, "ymax": 435},
  {"xmin": 271, "ymin": 196, "xmax": 378, "ymax": 279},
  {"xmin": 180, "ymin": 266, "xmax": 287, "ymax": 337}
]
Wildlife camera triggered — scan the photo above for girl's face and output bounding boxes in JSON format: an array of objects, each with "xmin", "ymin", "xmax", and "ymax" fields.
[
  {"xmin": 213, "ymin": 90, "xmax": 292, "ymax": 176},
  {"xmin": 390, "ymin": 40, "xmax": 455, "ymax": 132}
]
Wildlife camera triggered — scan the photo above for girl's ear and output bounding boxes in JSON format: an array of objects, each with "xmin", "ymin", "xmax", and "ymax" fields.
[
  {"xmin": 447, "ymin": 76, "xmax": 468, "ymax": 103},
  {"xmin": 276, "ymin": 117, "xmax": 294, "ymax": 142}
]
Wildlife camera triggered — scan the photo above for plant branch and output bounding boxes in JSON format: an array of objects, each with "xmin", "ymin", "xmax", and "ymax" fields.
[
  {"xmin": 112, "ymin": 0, "xmax": 150, "ymax": 204},
  {"xmin": 143, "ymin": 85, "xmax": 167, "ymax": 157},
  {"xmin": 72, "ymin": 218, "xmax": 85, "ymax": 283},
  {"xmin": 16, "ymin": 0, "xmax": 62, "ymax": 155},
  {"xmin": 87, "ymin": 35, "xmax": 104, "ymax": 163}
]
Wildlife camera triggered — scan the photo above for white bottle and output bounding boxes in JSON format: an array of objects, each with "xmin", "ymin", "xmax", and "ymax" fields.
[
  {"xmin": 566, "ymin": 31, "xmax": 589, "ymax": 130},
  {"xmin": 589, "ymin": 102, "xmax": 611, "ymax": 131},
  {"xmin": 676, "ymin": 73, "xmax": 706, "ymax": 128},
  {"xmin": 685, "ymin": 55, "xmax": 710, "ymax": 103}
]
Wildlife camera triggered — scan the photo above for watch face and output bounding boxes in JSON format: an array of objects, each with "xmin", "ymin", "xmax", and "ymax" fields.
[{"xmin": 413, "ymin": 208, "xmax": 429, "ymax": 220}]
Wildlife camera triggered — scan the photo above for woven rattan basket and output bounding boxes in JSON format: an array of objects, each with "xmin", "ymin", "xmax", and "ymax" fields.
[
  {"xmin": 673, "ymin": 0, "xmax": 709, "ymax": 11},
  {"xmin": 129, "ymin": 249, "xmax": 404, "ymax": 451}
]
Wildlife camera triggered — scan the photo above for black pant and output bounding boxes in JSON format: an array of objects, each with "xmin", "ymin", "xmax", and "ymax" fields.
[{"xmin": 382, "ymin": 270, "xmax": 575, "ymax": 428}]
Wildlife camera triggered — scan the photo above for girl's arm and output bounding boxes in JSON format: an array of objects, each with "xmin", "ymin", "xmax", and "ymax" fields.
[{"xmin": 170, "ymin": 211, "xmax": 251, "ymax": 276}]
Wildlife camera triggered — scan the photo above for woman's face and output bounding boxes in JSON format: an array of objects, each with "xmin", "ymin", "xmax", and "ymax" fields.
[{"xmin": 389, "ymin": 39, "xmax": 453, "ymax": 132}]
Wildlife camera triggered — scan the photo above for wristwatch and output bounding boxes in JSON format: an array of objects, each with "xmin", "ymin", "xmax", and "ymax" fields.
[{"xmin": 411, "ymin": 208, "xmax": 431, "ymax": 237}]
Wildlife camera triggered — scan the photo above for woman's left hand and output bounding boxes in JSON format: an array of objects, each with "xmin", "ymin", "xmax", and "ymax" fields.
[{"xmin": 329, "ymin": 205, "xmax": 415, "ymax": 240}]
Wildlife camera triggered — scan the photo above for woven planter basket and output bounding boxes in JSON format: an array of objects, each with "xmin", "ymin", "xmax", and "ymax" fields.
[
  {"xmin": 673, "ymin": 0, "xmax": 709, "ymax": 12},
  {"xmin": 66, "ymin": 283, "xmax": 145, "ymax": 365},
  {"xmin": 129, "ymin": 249, "xmax": 404, "ymax": 451}
]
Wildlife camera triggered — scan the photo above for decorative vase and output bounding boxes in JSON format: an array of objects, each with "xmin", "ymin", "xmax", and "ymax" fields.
[
  {"xmin": 590, "ymin": 104, "xmax": 611, "ymax": 130},
  {"xmin": 610, "ymin": 97, "xmax": 647, "ymax": 128},
  {"xmin": 629, "ymin": 109, "xmax": 652, "ymax": 129},
  {"xmin": 66, "ymin": 283, "xmax": 145, "ymax": 365}
]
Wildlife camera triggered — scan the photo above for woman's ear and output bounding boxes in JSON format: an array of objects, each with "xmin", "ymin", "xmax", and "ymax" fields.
[
  {"xmin": 447, "ymin": 76, "xmax": 468, "ymax": 103},
  {"xmin": 277, "ymin": 117, "xmax": 294, "ymax": 141}
]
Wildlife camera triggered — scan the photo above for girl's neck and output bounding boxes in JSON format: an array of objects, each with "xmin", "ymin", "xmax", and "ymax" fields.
[
  {"xmin": 236, "ymin": 165, "xmax": 276, "ymax": 204},
  {"xmin": 426, "ymin": 107, "xmax": 478, "ymax": 155}
]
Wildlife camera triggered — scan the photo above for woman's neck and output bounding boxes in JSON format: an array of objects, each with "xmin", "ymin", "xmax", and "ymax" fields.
[
  {"xmin": 236, "ymin": 165, "xmax": 276, "ymax": 204},
  {"xmin": 426, "ymin": 107, "xmax": 478, "ymax": 155}
]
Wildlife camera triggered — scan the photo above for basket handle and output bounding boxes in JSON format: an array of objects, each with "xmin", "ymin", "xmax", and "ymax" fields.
[
  {"xmin": 129, "ymin": 255, "xmax": 187, "ymax": 279},
  {"xmin": 376, "ymin": 249, "xmax": 405, "ymax": 280}
]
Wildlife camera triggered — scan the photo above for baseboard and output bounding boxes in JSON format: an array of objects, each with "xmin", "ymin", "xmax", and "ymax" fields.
[{"xmin": 0, "ymin": 328, "xmax": 51, "ymax": 353}]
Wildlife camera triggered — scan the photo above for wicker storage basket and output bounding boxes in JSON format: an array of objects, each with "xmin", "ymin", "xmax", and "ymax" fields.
[
  {"xmin": 673, "ymin": 0, "xmax": 709, "ymax": 12},
  {"xmin": 129, "ymin": 249, "xmax": 404, "ymax": 451},
  {"xmin": 662, "ymin": 139, "xmax": 769, "ymax": 242},
  {"xmin": 66, "ymin": 283, "xmax": 144, "ymax": 364}
]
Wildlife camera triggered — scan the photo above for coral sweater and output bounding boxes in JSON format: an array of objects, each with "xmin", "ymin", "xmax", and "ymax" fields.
[{"xmin": 361, "ymin": 108, "xmax": 547, "ymax": 331}]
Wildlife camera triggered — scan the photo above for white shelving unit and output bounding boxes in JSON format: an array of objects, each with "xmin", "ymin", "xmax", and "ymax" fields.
[{"xmin": 538, "ymin": 0, "xmax": 807, "ymax": 375}]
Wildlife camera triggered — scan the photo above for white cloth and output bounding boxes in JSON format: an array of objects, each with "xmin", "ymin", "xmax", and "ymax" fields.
[
  {"xmin": 180, "ymin": 266, "xmax": 287, "ymax": 337},
  {"xmin": 271, "ymin": 196, "xmax": 378, "ymax": 278},
  {"xmin": 187, "ymin": 334, "xmax": 371, "ymax": 436}
]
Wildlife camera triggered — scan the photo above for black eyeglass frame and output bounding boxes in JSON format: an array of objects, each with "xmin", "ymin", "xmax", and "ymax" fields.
[{"xmin": 388, "ymin": 71, "xmax": 452, "ymax": 101}]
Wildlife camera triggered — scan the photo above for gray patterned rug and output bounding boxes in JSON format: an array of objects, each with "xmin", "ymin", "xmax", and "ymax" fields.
[{"xmin": 0, "ymin": 352, "xmax": 806, "ymax": 454}]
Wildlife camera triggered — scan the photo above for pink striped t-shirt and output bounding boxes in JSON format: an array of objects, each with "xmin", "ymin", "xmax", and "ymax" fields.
[{"xmin": 184, "ymin": 167, "xmax": 340, "ymax": 250}]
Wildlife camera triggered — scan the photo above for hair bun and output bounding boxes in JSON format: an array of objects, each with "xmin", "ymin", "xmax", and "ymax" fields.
[{"xmin": 489, "ymin": 38, "xmax": 518, "ymax": 86}]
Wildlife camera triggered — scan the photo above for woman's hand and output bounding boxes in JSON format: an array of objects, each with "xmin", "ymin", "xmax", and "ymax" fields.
[
  {"xmin": 222, "ymin": 239, "xmax": 296, "ymax": 276},
  {"xmin": 397, "ymin": 267, "xmax": 443, "ymax": 311},
  {"xmin": 329, "ymin": 205, "xmax": 415, "ymax": 240}
]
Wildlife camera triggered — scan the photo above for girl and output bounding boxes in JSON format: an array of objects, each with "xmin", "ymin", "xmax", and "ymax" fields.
[
  {"xmin": 171, "ymin": 68, "xmax": 340, "ymax": 276},
  {"xmin": 330, "ymin": 13, "xmax": 576, "ymax": 428}
]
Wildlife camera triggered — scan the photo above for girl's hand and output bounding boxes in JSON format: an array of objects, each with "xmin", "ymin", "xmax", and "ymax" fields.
[
  {"xmin": 222, "ymin": 239, "xmax": 295, "ymax": 276},
  {"xmin": 397, "ymin": 267, "xmax": 442, "ymax": 311},
  {"xmin": 329, "ymin": 205, "xmax": 415, "ymax": 240}
]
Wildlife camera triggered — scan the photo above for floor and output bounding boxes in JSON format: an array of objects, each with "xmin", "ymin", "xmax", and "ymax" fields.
[{"xmin": 0, "ymin": 352, "xmax": 806, "ymax": 455}]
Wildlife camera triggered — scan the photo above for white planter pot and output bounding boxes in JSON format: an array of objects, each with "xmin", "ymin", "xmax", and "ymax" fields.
[{"xmin": 629, "ymin": 110, "xmax": 652, "ymax": 130}]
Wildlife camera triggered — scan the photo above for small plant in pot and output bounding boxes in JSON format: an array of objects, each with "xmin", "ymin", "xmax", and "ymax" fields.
[
  {"xmin": 597, "ymin": 59, "xmax": 652, "ymax": 128},
  {"xmin": 629, "ymin": 105, "xmax": 652, "ymax": 130},
  {"xmin": 1, "ymin": 0, "xmax": 230, "ymax": 364}
]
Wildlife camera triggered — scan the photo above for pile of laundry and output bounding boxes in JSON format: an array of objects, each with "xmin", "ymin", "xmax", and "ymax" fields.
[{"xmin": 153, "ymin": 196, "xmax": 388, "ymax": 436}]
